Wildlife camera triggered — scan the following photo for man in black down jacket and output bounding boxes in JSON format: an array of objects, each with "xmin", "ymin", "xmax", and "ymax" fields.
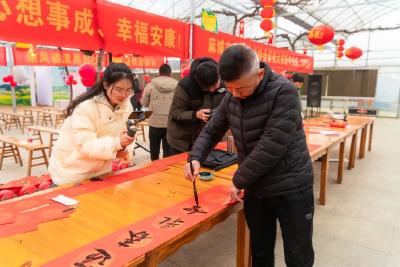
[
  {"xmin": 185, "ymin": 45, "xmax": 315, "ymax": 267},
  {"xmin": 167, "ymin": 57, "xmax": 225, "ymax": 155}
]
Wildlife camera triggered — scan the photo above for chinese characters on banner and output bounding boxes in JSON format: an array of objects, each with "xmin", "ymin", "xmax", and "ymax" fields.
[
  {"xmin": 0, "ymin": 47, "xmax": 6, "ymax": 66},
  {"xmin": 12, "ymin": 47, "xmax": 107, "ymax": 66},
  {"xmin": 96, "ymin": 0, "xmax": 190, "ymax": 58},
  {"xmin": 0, "ymin": 0, "xmax": 103, "ymax": 51},
  {"xmin": 0, "ymin": 2, "xmax": 311, "ymax": 72},
  {"xmin": 11, "ymin": 47, "xmax": 164, "ymax": 68},
  {"xmin": 192, "ymin": 25, "xmax": 314, "ymax": 74},
  {"xmin": 112, "ymin": 55, "xmax": 164, "ymax": 69}
]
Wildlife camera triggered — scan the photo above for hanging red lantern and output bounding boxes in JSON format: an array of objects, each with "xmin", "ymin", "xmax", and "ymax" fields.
[
  {"xmin": 260, "ymin": 19, "xmax": 273, "ymax": 32},
  {"xmin": 260, "ymin": 7, "xmax": 274, "ymax": 18},
  {"xmin": 345, "ymin": 46, "xmax": 363, "ymax": 60},
  {"xmin": 337, "ymin": 46, "xmax": 344, "ymax": 52},
  {"xmin": 260, "ymin": 0, "xmax": 276, "ymax": 6},
  {"xmin": 337, "ymin": 51, "xmax": 344, "ymax": 59},
  {"xmin": 308, "ymin": 25, "xmax": 335, "ymax": 46},
  {"xmin": 337, "ymin": 39, "xmax": 345, "ymax": 46}
]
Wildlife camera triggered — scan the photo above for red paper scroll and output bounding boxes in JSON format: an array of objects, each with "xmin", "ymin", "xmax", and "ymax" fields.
[{"xmin": 42, "ymin": 185, "xmax": 233, "ymax": 267}]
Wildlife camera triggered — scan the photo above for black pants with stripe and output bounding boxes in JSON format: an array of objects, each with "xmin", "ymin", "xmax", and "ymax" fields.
[{"xmin": 244, "ymin": 187, "xmax": 315, "ymax": 267}]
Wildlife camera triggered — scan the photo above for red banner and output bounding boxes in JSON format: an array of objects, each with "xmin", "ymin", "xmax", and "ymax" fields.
[
  {"xmin": 112, "ymin": 55, "xmax": 164, "ymax": 69},
  {"xmin": 12, "ymin": 47, "xmax": 107, "ymax": 66},
  {"xmin": 0, "ymin": 47, "xmax": 6, "ymax": 66},
  {"xmin": 193, "ymin": 25, "xmax": 313, "ymax": 74},
  {"xmin": 96, "ymin": 0, "xmax": 190, "ymax": 58},
  {"xmin": 0, "ymin": 0, "xmax": 103, "ymax": 51}
]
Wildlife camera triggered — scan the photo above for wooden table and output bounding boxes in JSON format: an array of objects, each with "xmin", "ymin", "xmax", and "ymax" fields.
[
  {"xmin": 0, "ymin": 135, "xmax": 48, "ymax": 176},
  {"xmin": 26, "ymin": 126, "xmax": 60, "ymax": 157},
  {"xmin": 0, "ymin": 158, "xmax": 248, "ymax": 267}
]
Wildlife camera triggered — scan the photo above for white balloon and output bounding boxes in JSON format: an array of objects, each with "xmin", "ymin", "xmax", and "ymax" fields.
[{"xmin": 13, "ymin": 66, "xmax": 29, "ymax": 83}]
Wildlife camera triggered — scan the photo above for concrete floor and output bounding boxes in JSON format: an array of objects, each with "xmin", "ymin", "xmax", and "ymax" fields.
[
  {"xmin": 159, "ymin": 118, "xmax": 400, "ymax": 267},
  {"xmin": 1, "ymin": 117, "xmax": 400, "ymax": 266}
]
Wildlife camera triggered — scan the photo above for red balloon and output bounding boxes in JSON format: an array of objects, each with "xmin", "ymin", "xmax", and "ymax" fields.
[
  {"xmin": 260, "ymin": 19, "xmax": 273, "ymax": 31},
  {"xmin": 308, "ymin": 25, "xmax": 335, "ymax": 46},
  {"xmin": 81, "ymin": 77, "xmax": 96, "ymax": 87},
  {"xmin": 260, "ymin": 7, "xmax": 274, "ymax": 18},
  {"xmin": 78, "ymin": 64, "xmax": 96, "ymax": 80},
  {"xmin": 260, "ymin": 0, "xmax": 275, "ymax": 6},
  {"xmin": 345, "ymin": 46, "xmax": 363, "ymax": 60},
  {"xmin": 18, "ymin": 185, "xmax": 37, "ymax": 196},
  {"xmin": 2, "ymin": 75, "xmax": 11, "ymax": 82},
  {"xmin": 0, "ymin": 190, "xmax": 16, "ymax": 201}
]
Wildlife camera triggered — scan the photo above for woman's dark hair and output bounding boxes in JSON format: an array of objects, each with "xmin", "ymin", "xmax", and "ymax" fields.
[
  {"xmin": 194, "ymin": 61, "xmax": 219, "ymax": 90},
  {"xmin": 66, "ymin": 63, "xmax": 134, "ymax": 117}
]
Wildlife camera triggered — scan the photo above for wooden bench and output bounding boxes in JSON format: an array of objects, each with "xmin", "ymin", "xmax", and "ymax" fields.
[
  {"xmin": 0, "ymin": 135, "xmax": 49, "ymax": 176},
  {"xmin": 26, "ymin": 126, "xmax": 60, "ymax": 157}
]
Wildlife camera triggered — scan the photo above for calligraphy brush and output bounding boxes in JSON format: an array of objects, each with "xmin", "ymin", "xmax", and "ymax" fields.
[{"xmin": 189, "ymin": 160, "xmax": 199, "ymax": 207}]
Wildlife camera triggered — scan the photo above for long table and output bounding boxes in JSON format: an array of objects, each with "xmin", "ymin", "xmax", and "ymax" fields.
[
  {"xmin": 0, "ymin": 155, "xmax": 249, "ymax": 267},
  {"xmin": 303, "ymin": 115, "xmax": 375, "ymax": 204}
]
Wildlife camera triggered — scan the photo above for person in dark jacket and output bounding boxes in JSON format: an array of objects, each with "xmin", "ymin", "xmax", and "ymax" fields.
[
  {"xmin": 184, "ymin": 45, "xmax": 315, "ymax": 267},
  {"xmin": 130, "ymin": 73, "xmax": 142, "ymax": 111},
  {"xmin": 167, "ymin": 57, "xmax": 225, "ymax": 155}
]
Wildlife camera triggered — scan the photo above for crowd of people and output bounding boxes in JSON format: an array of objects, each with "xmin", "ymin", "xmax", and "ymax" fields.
[{"xmin": 48, "ymin": 44, "xmax": 312, "ymax": 267}]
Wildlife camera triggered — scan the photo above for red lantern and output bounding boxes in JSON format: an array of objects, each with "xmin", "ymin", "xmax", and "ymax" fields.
[
  {"xmin": 260, "ymin": 19, "xmax": 273, "ymax": 32},
  {"xmin": 260, "ymin": 7, "xmax": 274, "ymax": 18},
  {"xmin": 308, "ymin": 25, "xmax": 335, "ymax": 46},
  {"xmin": 337, "ymin": 39, "xmax": 345, "ymax": 46},
  {"xmin": 345, "ymin": 47, "xmax": 363, "ymax": 60},
  {"xmin": 260, "ymin": 0, "xmax": 275, "ymax": 6},
  {"xmin": 337, "ymin": 46, "xmax": 344, "ymax": 52},
  {"xmin": 337, "ymin": 51, "xmax": 344, "ymax": 59}
]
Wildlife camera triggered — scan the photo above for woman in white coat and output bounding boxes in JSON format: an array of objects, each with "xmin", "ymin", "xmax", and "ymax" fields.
[{"xmin": 48, "ymin": 63, "xmax": 136, "ymax": 185}]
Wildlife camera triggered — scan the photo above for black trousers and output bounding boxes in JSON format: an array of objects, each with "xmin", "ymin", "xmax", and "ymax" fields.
[
  {"xmin": 149, "ymin": 127, "xmax": 171, "ymax": 161},
  {"xmin": 244, "ymin": 187, "xmax": 314, "ymax": 267}
]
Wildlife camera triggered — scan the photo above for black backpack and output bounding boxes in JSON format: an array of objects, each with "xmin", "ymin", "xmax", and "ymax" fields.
[{"xmin": 202, "ymin": 149, "xmax": 238, "ymax": 171}]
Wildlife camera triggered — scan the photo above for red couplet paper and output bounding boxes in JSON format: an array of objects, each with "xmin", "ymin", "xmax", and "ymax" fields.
[
  {"xmin": 0, "ymin": 153, "xmax": 188, "ymax": 238},
  {"xmin": 42, "ymin": 185, "xmax": 233, "ymax": 267}
]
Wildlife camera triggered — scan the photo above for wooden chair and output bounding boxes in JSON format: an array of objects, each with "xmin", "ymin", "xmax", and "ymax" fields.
[
  {"xmin": 0, "ymin": 136, "xmax": 48, "ymax": 176},
  {"xmin": 5, "ymin": 113, "xmax": 21, "ymax": 131},
  {"xmin": 0, "ymin": 140, "xmax": 23, "ymax": 170},
  {"xmin": 20, "ymin": 114, "xmax": 34, "ymax": 134}
]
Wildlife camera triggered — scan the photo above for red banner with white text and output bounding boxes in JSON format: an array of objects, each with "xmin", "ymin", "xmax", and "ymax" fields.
[
  {"xmin": 12, "ymin": 47, "xmax": 165, "ymax": 69},
  {"xmin": 0, "ymin": 0, "xmax": 103, "ymax": 51},
  {"xmin": 192, "ymin": 25, "xmax": 313, "ymax": 74},
  {"xmin": 96, "ymin": 0, "xmax": 190, "ymax": 58},
  {"xmin": 12, "ymin": 47, "xmax": 107, "ymax": 66}
]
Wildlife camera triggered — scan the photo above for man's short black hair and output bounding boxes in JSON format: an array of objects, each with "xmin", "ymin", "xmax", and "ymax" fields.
[
  {"xmin": 159, "ymin": 64, "xmax": 172, "ymax": 75},
  {"xmin": 219, "ymin": 44, "xmax": 257, "ymax": 82},
  {"xmin": 292, "ymin": 73, "xmax": 304, "ymax": 83},
  {"xmin": 195, "ymin": 61, "xmax": 219, "ymax": 89}
]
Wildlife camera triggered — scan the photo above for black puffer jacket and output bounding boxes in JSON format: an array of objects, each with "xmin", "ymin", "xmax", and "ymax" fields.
[
  {"xmin": 167, "ymin": 57, "xmax": 225, "ymax": 152},
  {"xmin": 190, "ymin": 63, "xmax": 314, "ymax": 197}
]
